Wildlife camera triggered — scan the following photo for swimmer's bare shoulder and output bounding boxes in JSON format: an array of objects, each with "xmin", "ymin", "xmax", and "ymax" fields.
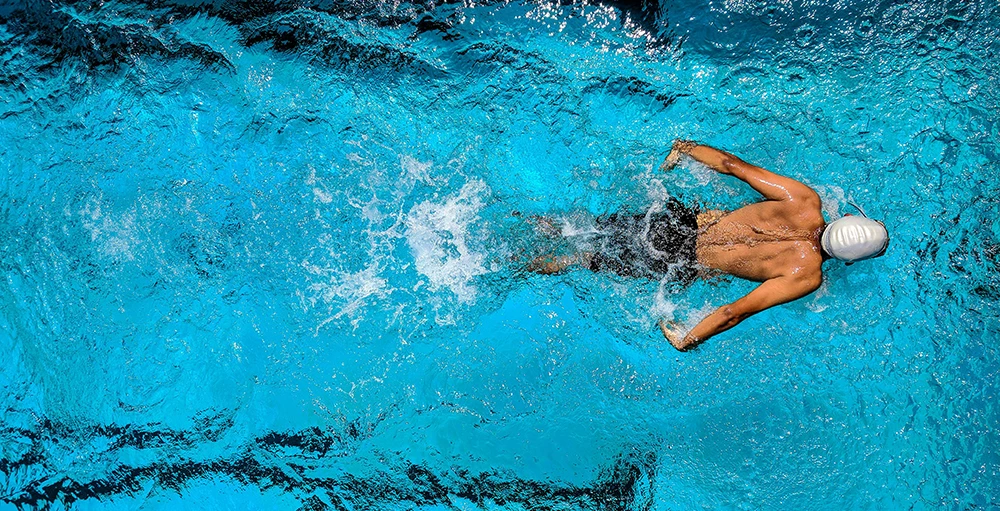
[{"xmin": 659, "ymin": 140, "xmax": 824, "ymax": 351}]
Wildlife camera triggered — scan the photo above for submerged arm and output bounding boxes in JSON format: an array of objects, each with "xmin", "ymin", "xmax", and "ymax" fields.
[
  {"xmin": 659, "ymin": 274, "xmax": 821, "ymax": 351},
  {"xmin": 662, "ymin": 140, "xmax": 819, "ymax": 203}
]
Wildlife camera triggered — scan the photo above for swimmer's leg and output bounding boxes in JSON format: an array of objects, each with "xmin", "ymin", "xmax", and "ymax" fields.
[{"xmin": 526, "ymin": 252, "xmax": 594, "ymax": 274}]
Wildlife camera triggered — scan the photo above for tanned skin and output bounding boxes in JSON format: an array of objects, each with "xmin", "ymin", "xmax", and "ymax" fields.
[
  {"xmin": 527, "ymin": 141, "xmax": 827, "ymax": 351},
  {"xmin": 657, "ymin": 141, "xmax": 825, "ymax": 350},
  {"xmin": 528, "ymin": 140, "xmax": 826, "ymax": 351}
]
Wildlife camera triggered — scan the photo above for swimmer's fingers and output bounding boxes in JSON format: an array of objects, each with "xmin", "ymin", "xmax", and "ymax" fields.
[
  {"xmin": 658, "ymin": 319, "xmax": 682, "ymax": 335},
  {"xmin": 661, "ymin": 140, "xmax": 695, "ymax": 171},
  {"xmin": 660, "ymin": 151, "xmax": 681, "ymax": 171},
  {"xmin": 657, "ymin": 319, "xmax": 686, "ymax": 349}
]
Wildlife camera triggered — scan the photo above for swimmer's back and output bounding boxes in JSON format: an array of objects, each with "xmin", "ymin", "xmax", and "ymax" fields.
[{"xmin": 696, "ymin": 200, "xmax": 824, "ymax": 282}]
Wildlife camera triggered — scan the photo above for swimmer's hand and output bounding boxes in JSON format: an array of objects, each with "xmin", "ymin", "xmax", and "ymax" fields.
[
  {"xmin": 660, "ymin": 140, "xmax": 697, "ymax": 172},
  {"xmin": 658, "ymin": 319, "xmax": 690, "ymax": 351}
]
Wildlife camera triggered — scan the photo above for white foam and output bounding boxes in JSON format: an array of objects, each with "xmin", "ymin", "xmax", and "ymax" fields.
[
  {"xmin": 78, "ymin": 197, "xmax": 138, "ymax": 262},
  {"xmin": 680, "ymin": 303, "xmax": 717, "ymax": 332},
  {"xmin": 303, "ymin": 262, "xmax": 388, "ymax": 331},
  {"xmin": 806, "ymin": 278, "xmax": 832, "ymax": 313},
  {"xmin": 313, "ymin": 187, "xmax": 333, "ymax": 204},
  {"xmin": 557, "ymin": 213, "xmax": 600, "ymax": 237},
  {"xmin": 647, "ymin": 158, "xmax": 715, "ymax": 191},
  {"xmin": 650, "ymin": 262, "xmax": 701, "ymax": 321},
  {"xmin": 685, "ymin": 160, "xmax": 716, "ymax": 186},
  {"xmin": 401, "ymin": 155, "xmax": 434, "ymax": 184},
  {"xmin": 814, "ymin": 184, "xmax": 846, "ymax": 219},
  {"xmin": 651, "ymin": 285, "xmax": 679, "ymax": 321},
  {"xmin": 405, "ymin": 180, "xmax": 490, "ymax": 303},
  {"xmin": 304, "ymin": 167, "xmax": 335, "ymax": 204},
  {"xmin": 652, "ymin": 278, "xmax": 718, "ymax": 337}
]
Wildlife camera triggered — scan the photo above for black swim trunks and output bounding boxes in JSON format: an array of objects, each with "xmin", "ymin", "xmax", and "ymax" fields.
[{"xmin": 588, "ymin": 198, "xmax": 699, "ymax": 283}]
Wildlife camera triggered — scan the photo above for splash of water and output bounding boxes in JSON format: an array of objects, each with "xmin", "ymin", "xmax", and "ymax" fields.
[{"xmin": 405, "ymin": 180, "xmax": 490, "ymax": 303}]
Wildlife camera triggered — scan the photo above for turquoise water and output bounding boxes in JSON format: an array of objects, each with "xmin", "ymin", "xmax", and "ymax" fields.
[{"xmin": 1, "ymin": 0, "xmax": 998, "ymax": 509}]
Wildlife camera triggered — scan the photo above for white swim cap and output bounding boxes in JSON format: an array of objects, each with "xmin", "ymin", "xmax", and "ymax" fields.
[{"xmin": 821, "ymin": 216, "xmax": 889, "ymax": 262}]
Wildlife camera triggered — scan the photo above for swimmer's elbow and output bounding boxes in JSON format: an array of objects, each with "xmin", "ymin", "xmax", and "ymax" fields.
[
  {"xmin": 719, "ymin": 157, "xmax": 740, "ymax": 175},
  {"xmin": 807, "ymin": 275, "xmax": 823, "ymax": 293},
  {"xmin": 796, "ymin": 274, "xmax": 823, "ymax": 296}
]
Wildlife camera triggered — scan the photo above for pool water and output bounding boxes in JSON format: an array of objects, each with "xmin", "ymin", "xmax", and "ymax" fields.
[{"xmin": 1, "ymin": 1, "xmax": 998, "ymax": 509}]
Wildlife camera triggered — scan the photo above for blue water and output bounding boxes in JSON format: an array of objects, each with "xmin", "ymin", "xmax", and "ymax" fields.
[{"xmin": 1, "ymin": 1, "xmax": 998, "ymax": 509}]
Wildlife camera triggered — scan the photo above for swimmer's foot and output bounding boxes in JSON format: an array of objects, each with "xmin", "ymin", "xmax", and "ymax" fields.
[
  {"xmin": 526, "ymin": 252, "xmax": 592, "ymax": 274},
  {"xmin": 527, "ymin": 254, "xmax": 572, "ymax": 274}
]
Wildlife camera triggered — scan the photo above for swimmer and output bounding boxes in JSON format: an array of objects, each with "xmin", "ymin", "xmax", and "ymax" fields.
[{"xmin": 529, "ymin": 141, "xmax": 889, "ymax": 351}]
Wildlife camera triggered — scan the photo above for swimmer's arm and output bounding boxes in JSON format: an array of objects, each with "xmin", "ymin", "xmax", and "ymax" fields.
[
  {"xmin": 663, "ymin": 141, "xmax": 819, "ymax": 203},
  {"xmin": 660, "ymin": 274, "xmax": 821, "ymax": 351}
]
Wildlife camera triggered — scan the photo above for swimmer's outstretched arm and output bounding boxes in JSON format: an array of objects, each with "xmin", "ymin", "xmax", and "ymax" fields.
[
  {"xmin": 659, "ymin": 273, "xmax": 821, "ymax": 351},
  {"xmin": 662, "ymin": 140, "xmax": 819, "ymax": 203}
]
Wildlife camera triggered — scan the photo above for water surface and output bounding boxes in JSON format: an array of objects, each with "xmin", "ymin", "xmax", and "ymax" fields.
[{"xmin": 1, "ymin": 1, "xmax": 998, "ymax": 509}]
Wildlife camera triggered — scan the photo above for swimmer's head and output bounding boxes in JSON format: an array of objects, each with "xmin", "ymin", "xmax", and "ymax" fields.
[{"xmin": 821, "ymin": 214, "xmax": 889, "ymax": 262}]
